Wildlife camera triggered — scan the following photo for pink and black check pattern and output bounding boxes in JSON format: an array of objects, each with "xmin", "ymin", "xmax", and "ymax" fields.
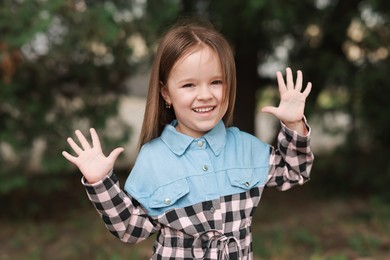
[{"xmin": 83, "ymin": 123, "xmax": 314, "ymax": 259}]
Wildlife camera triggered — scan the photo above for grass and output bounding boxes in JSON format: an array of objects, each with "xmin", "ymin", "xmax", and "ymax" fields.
[{"xmin": 1, "ymin": 174, "xmax": 389, "ymax": 260}]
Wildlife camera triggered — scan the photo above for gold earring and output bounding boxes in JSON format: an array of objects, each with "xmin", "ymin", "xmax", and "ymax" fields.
[{"xmin": 165, "ymin": 102, "xmax": 171, "ymax": 109}]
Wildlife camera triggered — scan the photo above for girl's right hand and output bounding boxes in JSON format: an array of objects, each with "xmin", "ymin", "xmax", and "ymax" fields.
[{"xmin": 62, "ymin": 128, "xmax": 124, "ymax": 184}]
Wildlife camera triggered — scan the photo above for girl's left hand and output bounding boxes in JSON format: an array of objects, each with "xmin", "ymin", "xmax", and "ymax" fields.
[{"xmin": 261, "ymin": 67, "xmax": 312, "ymax": 129}]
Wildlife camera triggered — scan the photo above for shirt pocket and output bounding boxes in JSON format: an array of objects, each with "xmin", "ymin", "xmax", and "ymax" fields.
[
  {"xmin": 148, "ymin": 178, "xmax": 190, "ymax": 209},
  {"xmin": 227, "ymin": 167, "xmax": 268, "ymax": 190}
]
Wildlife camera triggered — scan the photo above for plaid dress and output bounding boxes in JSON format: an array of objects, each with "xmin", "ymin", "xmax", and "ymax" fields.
[{"xmin": 83, "ymin": 120, "xmax": 314, "ymax": 259}]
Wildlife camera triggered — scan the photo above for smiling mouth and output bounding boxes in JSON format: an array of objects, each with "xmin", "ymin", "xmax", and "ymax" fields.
[{"xmin": 192, "ymin": 106, "xmax": 215, "ymax": 113}]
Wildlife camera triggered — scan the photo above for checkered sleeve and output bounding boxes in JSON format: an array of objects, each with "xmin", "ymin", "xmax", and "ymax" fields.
[
  {"xmin": 266, "ymin": 117, "xmax": 314, "ymax": 190},
  {"xmin": 82, "ymin": 171, "xmax": 160, "ymax": 244}
]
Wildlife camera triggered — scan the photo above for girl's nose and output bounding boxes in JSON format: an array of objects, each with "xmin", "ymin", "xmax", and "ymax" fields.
[{"xmin": 197, "ymin": 85, "xmax": 213, "ymax": 100}]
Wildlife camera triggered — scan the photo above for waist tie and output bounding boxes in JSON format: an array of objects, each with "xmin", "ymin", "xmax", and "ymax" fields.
[{"xmin": 191, "ymin": 229, "xmax": 241, "ymax": 260}]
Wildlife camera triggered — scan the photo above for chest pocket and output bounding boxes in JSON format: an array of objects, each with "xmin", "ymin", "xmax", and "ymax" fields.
[
  {"xmin": 227, "ymin": 167, "xmax": 268, "ymax": 190},
  {"xmin": 149, "ymin": 178, "xmax": 189, "ymax": 209}
]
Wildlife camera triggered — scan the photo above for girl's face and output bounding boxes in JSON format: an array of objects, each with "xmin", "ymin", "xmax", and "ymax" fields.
[{"xmin": 162, "ymin": 46, "xmax": 228, "ymax": 138}]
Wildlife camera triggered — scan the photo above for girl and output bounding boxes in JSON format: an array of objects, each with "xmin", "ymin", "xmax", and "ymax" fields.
[{"xmin": 63, "ymin": 20, "xmax": 314, "ymax": 259}]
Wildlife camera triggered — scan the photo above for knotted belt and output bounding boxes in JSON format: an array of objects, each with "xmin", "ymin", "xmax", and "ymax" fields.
[{"xmin": 191, "ymin": 229, "xmax": 241, "ymax": 259}]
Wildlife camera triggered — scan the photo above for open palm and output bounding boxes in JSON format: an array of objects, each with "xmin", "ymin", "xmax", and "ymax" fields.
[
  {"xmin": 261, "ymin": 67, "xmax": 312, "ymax": 124},
  {"xmin": 62, "ymin": 128, "xmax": 124, "ymax": 184}
]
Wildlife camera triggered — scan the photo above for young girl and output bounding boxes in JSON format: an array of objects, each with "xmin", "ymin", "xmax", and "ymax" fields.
[{"xmin": 63, "ymin": 20, "xmax": 314, "ymax": 259}]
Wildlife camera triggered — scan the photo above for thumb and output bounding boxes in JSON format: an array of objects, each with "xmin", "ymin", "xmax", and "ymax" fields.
[
  {"xmin": 261, "ymin": 106, "xmax": 278, "ymax": 116},
  {"xmin": 62, "ymin": 151, "xmax": 77, "ymax": 165},
  {"xmin": 108, "ymin": 147, "xmax": 124, "ymax": 161}
]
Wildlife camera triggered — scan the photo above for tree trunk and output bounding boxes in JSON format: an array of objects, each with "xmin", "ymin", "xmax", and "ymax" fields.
[{"xmin": 233, "ymin": 48, "xmax": 260, "ymax": 134}]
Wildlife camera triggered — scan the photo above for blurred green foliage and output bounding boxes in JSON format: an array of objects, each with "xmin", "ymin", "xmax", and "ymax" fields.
[
  {"xmin": 1, "ymin": 0, "xmax": 390, "ymax": 199},
  {"xmin": 0, "ymin": 0, "xmax": 155, "ymax": 192}
]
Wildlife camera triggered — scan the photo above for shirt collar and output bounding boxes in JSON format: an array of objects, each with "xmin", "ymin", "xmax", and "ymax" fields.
[{"xmin": 160, "ymin": 120, "xmax": 226, "ymax": 156}]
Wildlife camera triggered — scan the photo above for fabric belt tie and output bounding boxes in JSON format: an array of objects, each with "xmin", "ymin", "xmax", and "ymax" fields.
[{"xmin": 191, "ymin": 229, "xmax": 241, "ymax": 259}]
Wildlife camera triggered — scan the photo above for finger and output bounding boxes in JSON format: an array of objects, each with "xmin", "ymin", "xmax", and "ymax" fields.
[
  {"xmin": 75, "ymin": 130, "xmax": 91, "ymax": 150},
  {"xmin": 67, "ymin": 137, "xmax": 83, "ymax": 155},
  {"xmin": 108, "ymin": 147, "xmax": 124, "ymax": 161},
  {"xmin": 90, "ymin": 128, "xmax": 101, "ymax": 150},
  {"xmin": 276, "ymin": 71, "xmax": 287, "ymax": 94},
  {"xmin": 62, "ymin": 151, "xmax": 78, "ymax": 164},
  {"xmin": 286, "ymin": 67, "xmax": 294, "ymax": 90},
  {"xmin": 295, "ymin": 70, "xmax": 303, "ymax": 92},
  {"xmin": 261, "ymin": 106, "xmax": 279, "ymax": 117},
  {"xmin": 302, "ymin": 82, "xmax": 312, "ymax": 97}
]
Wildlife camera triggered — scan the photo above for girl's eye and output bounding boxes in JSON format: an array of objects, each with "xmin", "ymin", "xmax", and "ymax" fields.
[
  {"xmin": 211, "ymin": 80, "xmax": 223, "ymax": 85},
  {"xmin": 182, "ymin": 83, "xmax": 194, "ymax": 88}
]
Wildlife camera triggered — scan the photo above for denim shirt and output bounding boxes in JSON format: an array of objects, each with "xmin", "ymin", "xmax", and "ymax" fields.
[{"xmin": 124, "ymin": 120, "xmax": 270, "ymax": 217}]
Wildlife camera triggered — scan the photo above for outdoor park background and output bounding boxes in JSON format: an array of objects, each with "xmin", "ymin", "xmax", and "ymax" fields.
[{"xmin": 1, "ymin": 0, "xmax": 390, "ymax": 259}]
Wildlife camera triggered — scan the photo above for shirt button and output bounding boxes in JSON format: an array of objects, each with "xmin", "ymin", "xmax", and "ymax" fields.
[
  {"xmin": 245, "ymin": 181, "xmax": 250, "ymax": 187},
  {"xmin": 202, "ymin": 165, "xmax": 208, "ymax": 171},
  {"xmin": 164, "ymin": 198, "xmax": 171, "ymax": 205},
  {"xmin": 197, "ymin": 140, "xmax": 204, "ymax": 147},
  {"xmin": 210, "ymin": 206, "xmax": 216, "ymax": 213}
]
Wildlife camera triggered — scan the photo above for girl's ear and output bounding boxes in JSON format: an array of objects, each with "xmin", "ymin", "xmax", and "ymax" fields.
[{"xmin": 160, "ymin": 82, "xmax": 171, "ymax": 103}]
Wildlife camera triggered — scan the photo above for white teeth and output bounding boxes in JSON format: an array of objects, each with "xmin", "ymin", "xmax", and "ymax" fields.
[{"xmin": 193, "ymin": 107, "xmax": 214, "ymax": 113}]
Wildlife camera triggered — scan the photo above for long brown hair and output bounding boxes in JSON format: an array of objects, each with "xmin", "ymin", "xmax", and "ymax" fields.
[{"xmin": 138, "ymin": 19, "xmax": 236, "ymax": 150}]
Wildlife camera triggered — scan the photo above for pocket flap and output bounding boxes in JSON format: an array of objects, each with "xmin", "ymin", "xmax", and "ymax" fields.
[
  {"xmin": 149, "ymin": 179, "xmax": 189, "ymax": 209},
  {"xmin": 227, "ymin": 168, "xmax": 268, "ymax": 190}
]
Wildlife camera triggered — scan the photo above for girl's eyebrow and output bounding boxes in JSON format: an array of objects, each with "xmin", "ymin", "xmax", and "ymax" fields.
[
  {"xmin": 176, "ymin": 78, "xmax": 196, "ymax": 84},
  {"xmin": 176, "ymin": 74, "xmax": 223, "ymax": 82}
]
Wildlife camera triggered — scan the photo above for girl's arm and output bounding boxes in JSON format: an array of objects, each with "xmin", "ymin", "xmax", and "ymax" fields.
[
  {"xmin": 262, "ymin": 68, "xmax": 314, "ymax": 189},
  {"xmin": 266, "ymin": 119, "xmax": 314, "ymax": 190},
  {"xmin": 63, "ymin": 129, "xmax": 160, "ymax": 243},
  {"xmin": 83, "ymin": 171, "xmax": 161, "ymax": 243}
]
